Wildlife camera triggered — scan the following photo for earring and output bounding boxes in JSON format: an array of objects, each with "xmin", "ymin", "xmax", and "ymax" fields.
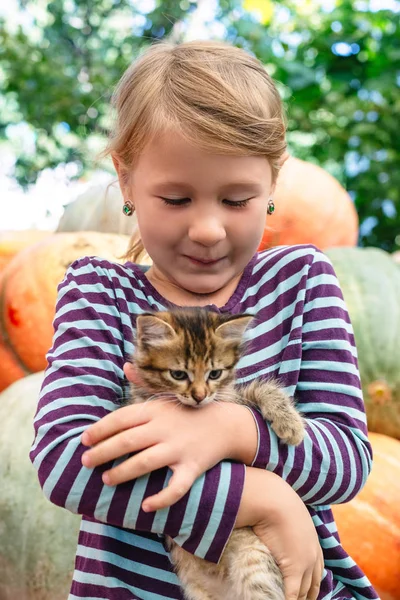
[
  {"xmin": 267, "ymin": 197, "xmax": 275, "ymax": 215},
  {"xmin": 122, "ymin": 200, "xmax": 134, "ymax": 216}
]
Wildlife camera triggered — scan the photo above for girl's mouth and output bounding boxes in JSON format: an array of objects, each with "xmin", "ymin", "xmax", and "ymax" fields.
[{"xmin": 186, "ymin": 256, "xmax": 223, "ymax": 266}]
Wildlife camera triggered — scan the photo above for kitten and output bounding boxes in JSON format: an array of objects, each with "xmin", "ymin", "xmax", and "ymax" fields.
[{"xmin": 127, "ymin": 307, "xmax": 306, "ymax": 600}]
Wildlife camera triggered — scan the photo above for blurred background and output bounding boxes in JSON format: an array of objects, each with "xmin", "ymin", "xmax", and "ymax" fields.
[{"xmin": 0, "ymin": 0, "xmax": 399, "ymax": 250}]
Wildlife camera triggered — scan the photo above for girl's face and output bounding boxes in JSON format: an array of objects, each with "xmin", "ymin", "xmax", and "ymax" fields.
[{"xmin": 114, "ymin": 130, "xmax": 275, "ymax": 305}]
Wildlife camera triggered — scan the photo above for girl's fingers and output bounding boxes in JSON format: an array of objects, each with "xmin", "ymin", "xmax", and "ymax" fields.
[
  {"xmin": 123, "ymin": 362, "xmax": 145, "ymax": 385},
  {"xmin": 284, "ymin": 557, "xmax": 322, "ymax": 600},
  {"xmin": 283, "ymin": 570, "xmax": 303, "ymax": 600},
  {"xmin": 308, "ymin": 578, "xmax": 322, "ymax": 600},
  {"xmin": 310, "ymin": 553, "xmax": 325, "ymax": 599},
  {"xmin": 82, "ymin": 424, "xmax": 154, "ymax": 467},
  {"xmin": 143, "ymin": 466, "xmax": 195, "ymax": 511},
  {"xmin": 81, "ymin": 404, "xmax": 151, "ymax": 446},
  {"xmin": 301, "ymin": 555, "xmax": 323, "ymax": 600},
  {"xmin": 297, "ymin": 571, "xmax": 312, "ymax": 600},
  {"xmin": 102, "ymin": 444, "xmax": 171, "ymax": 486}
]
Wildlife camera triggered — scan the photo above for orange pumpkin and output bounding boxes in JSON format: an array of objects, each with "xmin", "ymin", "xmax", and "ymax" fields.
[
  {"xmin": 332, "ymin": 432, "xmax": 400, "ymax": 600},
  {"xmin": 258, "ymin": 157, "xmax": 359, "ymax": 250},
  {"xmin": 0, "ymin": 232, "xmax": 130, "ymax": 392},
  {"xmin": 0, "ymin": 230, "xmax": 52, "ymax": 272}
]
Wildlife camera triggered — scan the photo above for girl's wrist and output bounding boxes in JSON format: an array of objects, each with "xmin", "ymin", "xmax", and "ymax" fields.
[
  {"xmin": 235, "ymin": 467, "xmax": 292, "ymax": 529},
  {"xmin": 223, "ymin": 403, "xmax": 258, "ymax": 465}
]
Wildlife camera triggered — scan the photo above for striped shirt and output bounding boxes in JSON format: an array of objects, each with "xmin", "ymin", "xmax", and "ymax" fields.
[{"xmin": 30, "ymin": 244, "xmax": 379, "ymax": 600}]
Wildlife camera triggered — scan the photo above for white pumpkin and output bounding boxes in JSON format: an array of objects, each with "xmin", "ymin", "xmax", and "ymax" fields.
[
  {"xmin": 0, "ymin": 372, "xmax": 80, "ymax": 600},
  {"xmin": 57, "ymin": 180, "xmax": 135, "ymax": 235}
]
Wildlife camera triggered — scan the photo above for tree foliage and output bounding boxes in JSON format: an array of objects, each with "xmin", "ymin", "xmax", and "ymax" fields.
[
  {"xmin": 0, "ymin": 0, "xmax": 192, "ymax": 182},
  {"xmin": 1, "ymin": 0, "xmax": 399, "ymax": 250}
]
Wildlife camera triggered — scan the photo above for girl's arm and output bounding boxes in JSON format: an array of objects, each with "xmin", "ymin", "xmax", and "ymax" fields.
[
  {"xmin": 236, "ymin": 467, "xmax": 324, "ymax": 600},
  {"xmin": 29, "ymin": 256, "xmax": 245, "ymax": 564},
  {"xmin": 234, "ymin": 247, "xmax": 373, "ymax": 506}
]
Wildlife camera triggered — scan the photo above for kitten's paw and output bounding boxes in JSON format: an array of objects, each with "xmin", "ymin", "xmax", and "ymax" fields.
[{"xmin": 272, "ymin": 414, "xmax": 306, "ymax": 445}]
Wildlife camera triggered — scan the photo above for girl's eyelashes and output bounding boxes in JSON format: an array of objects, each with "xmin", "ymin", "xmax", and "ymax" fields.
[
  {"xmin": 160, "ymin": 197, "xmax": 190, "ymax": 206},
  {"xmin": 160, "ymin": 197, "xmax": 253, "ymax": 208},
  {"xmin": 223, "ymin": 198, "xmax": 252, "ymax": 208}
]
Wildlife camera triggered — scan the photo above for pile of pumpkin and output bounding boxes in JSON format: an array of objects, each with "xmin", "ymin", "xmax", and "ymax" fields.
[{"xmin": 0, "ymin": 158, "xmax": 399, "ymax": 600}]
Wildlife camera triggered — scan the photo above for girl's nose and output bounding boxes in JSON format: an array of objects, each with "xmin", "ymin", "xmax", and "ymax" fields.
[{"xmin": 188, "ymin": 216, "xmax": 226, "ymax": 247}]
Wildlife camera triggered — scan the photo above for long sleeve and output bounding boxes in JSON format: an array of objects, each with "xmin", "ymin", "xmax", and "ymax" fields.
[
  {"xmin": 29, "ymin": 257, "xmax": 245, "ymax": 563},
  {"xmin": 245, "ymin": 247, "xmax": 373, "ymax": 506}
]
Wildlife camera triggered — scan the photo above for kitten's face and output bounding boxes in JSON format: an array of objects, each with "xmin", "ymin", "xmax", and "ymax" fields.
[{"xmin": 133, "ymin": 309, "xmax": 252, "ymax": 407}]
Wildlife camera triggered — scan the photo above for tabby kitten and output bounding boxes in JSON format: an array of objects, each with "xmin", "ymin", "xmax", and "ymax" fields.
[{"xmin": 127, "ymin": 307, "xmax": 305, "ymax": 600}]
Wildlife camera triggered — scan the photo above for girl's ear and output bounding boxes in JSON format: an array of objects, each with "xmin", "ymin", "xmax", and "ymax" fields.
[
  {"xmin": 272, "ymin": 151, "xmax": 289, "ymax": 190},
  {"xmin": 280, "ymin": 151, "xmax": 290, "ymax": 166},
  {"xmin": 112, "ymin": 154, "xmax": 130, "ymax": 201},
  {"xmin": 111, "ymin": 153, "xmax": 123, "ymax": 178}
]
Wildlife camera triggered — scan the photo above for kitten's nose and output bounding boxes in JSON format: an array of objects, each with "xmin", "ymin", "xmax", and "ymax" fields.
[{"xmin": 191, "ymin": 390, "xmax": 207, "ymax": 404}]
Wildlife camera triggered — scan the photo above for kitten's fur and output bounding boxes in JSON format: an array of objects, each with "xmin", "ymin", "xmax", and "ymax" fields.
[{"xmin": 127, "ymin": 307, "xmax": 305, "ymax": 600}]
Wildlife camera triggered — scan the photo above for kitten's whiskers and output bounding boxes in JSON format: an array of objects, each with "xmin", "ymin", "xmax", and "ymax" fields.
[
  {"xmin": 143, "ymin": 392, "xmax": 178, "ymax": 403},
  {"xmin": 214, "ymin": 390, "xmax": 239, "ymax": 403},
  {"xmin": 133, "ymin": 392, "xmax": 180, "ymax": 418}
]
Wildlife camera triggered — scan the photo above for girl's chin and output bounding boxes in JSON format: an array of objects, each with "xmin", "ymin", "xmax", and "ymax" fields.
[{"xmin": 178, "ymin": 273, "xmax": 238, "ymax": 295}]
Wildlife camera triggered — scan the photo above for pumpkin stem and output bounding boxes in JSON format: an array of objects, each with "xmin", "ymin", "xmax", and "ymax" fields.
[{"xmin": 367, "ymin": 380, "xmax": 392, "ymax": 405}]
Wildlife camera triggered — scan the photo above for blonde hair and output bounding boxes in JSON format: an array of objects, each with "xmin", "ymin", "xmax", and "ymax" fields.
[{"xmin": 100, "ymin": 39, "xmax": 287, "ymax": 263}]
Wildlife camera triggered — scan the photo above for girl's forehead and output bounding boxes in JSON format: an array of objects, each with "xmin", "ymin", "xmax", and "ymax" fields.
[
  {"xmin": 139, "ymin": 128, "xmax": 252, "ymax": 164},
  {"xmin": 133, "ymin": 132, "xmax": 272, "ymax": 186}
]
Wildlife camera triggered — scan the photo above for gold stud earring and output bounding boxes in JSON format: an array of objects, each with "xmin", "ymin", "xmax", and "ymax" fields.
[{"xmin": 122, "ymin": 200, "xmax": 134, "ymax": 216}]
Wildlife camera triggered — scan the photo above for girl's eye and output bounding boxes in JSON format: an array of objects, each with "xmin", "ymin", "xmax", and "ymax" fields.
[
  {"xmin": 170, "ymin": 370, "xmax": 188, "ymax": 380},
  {"xmin": 223, "ymin": 198, "xmax": 252, "ymax": 208},
  {"xmin": 160, "ymin": 198, "xmax": 190, "ymax": 206},
  {"xmin": 208, "ymin": 369, "xmax": 223, "ymax": 380},
  {"xmin": 160, "ymin": 198, "xmax": 252, "ymax": 208}
]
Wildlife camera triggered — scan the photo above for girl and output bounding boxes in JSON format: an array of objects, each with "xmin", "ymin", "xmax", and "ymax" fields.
[{"xmin": 30, "ymin": 40, "xmax": 379, "ymax": 600}]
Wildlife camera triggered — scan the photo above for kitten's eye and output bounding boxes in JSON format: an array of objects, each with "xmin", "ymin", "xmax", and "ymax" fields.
[
  {"xmin": 208, "ymin": 369, "xmax": 223, "ymax": 380},
  {"xmin": 170, "ymin": 370, "xmax": 188, "ymax": 381}
]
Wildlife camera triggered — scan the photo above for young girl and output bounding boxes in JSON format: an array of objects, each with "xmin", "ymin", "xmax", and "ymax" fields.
[{"xmin": 30, "ymin": 40, "xmax": 379, "ymax": 600}]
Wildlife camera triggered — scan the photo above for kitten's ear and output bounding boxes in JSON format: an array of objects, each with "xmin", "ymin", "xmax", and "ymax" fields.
[
  {"xmin": 136, "ymin": 314, "xmax": 176, "ymax": 347},
  {"xmin": 215, "ymin": 315, "xmax": 254, "ymax": 343}
]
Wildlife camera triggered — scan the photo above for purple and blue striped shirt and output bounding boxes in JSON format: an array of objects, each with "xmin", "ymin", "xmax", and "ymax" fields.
[{"xmin": 30, "ymin": 244, "xmax": 379, "ymax": 600}]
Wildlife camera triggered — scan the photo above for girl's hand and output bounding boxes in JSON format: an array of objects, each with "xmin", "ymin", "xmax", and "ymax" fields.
[
  {"xmin": 80, "ymin": 365, "xmax": 249, "ymax": 511},
  {"xmin": 236, "ymin": 467, "xmax": 324, "ymax": 600}
]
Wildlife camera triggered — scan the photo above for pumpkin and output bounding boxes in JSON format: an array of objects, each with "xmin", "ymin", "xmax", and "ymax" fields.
[
  {"xmin": 0, "ymin": 371, "xmax": 80, "ymax": 600},
  {"xmin": 0, "ymin": 230, "xmax": 52, "ymax": 273},
  {"xmin": 326, "ymin": 247, "xmax": 400, "ymax": 439},
  {"xmin": 0, "ymin": 232, "xmax": 130, "ymax": 392},
  {"xmin": 332, "ymin": 432, "xmax": 400, "ymax": 600},
  {"xmin": 57, "ymin": 181, "xmax": 135, "ymax": 235},
  {"xmin": 258, "ymin": 157, "xmax": 359, "ymax": 250}
]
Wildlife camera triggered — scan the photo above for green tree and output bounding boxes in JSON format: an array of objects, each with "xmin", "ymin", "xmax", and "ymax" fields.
[
  {"xmin": 1, "ymin": 0, "xmax": 399, "ymax": 251},
  {"xmin": 220, "ymin": 0, "xmax": 400, "ymax": 251},
  {"xmin": 0, "ymin": 0, "xmax": 193, "ymax": 183}
]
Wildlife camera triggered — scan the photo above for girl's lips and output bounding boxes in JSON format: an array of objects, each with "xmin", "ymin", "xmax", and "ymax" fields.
[{"xmin": 185, "ymin": 256, "xmax": 223, "ymax": 265}]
